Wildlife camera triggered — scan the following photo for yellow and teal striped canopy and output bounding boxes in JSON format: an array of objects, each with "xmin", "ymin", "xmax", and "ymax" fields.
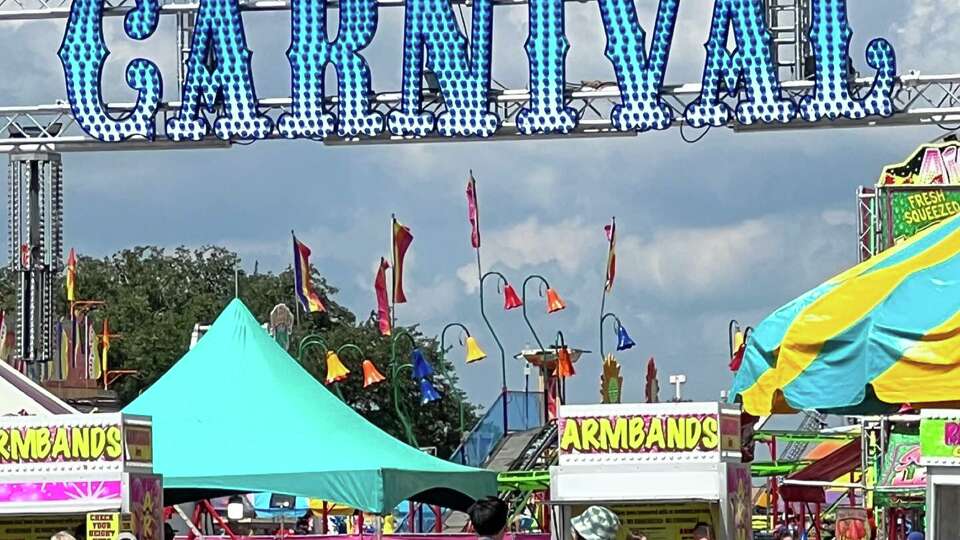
[{"xmin": 730, "ymin": 213, "xmax": 960, "ymax": 416}]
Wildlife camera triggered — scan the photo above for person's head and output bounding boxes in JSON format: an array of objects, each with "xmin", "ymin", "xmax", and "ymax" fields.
[
  {"xmin": 692, "ymin": 522, "xmax": 713, "ymax": 540},
  {"xmin": 164, "ymin": 523, "xmax": 176, "ymax": 540},
  {"xmin": 571, "ymin": 506, "xmax": 621, "ymax": 540},
  {"xmin": 73, "ymin": 521, "xmax": 86, "ymax": 540},
  {"xmin": 468, "ymin": 497, "xmax": 508, "ymax": 538},
  {"xmin": 907, "ymin": 532, "xmax": 925, "ymax": 540},
  {"xmin": 780, "ymin": 534, "xmax": 794, "ymax": 540},
  {"xmin": 51, "ymin": 532, "xmax": 77, "ymax": 540}
]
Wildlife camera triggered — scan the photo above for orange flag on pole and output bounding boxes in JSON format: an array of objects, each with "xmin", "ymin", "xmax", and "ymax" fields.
[
  {"xmin": 392, "ymin": 218, "xmax": 413, "ymax": 304},
  {"xmin": 375, "ymin": 258, "xmax": 392, "ymax": 336}
]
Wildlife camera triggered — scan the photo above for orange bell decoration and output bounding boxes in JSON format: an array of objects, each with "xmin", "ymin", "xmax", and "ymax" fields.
[
  {"xmin": 545, "ymin": 288, "xmax": 566, "ymax": 313},
  {"xmin": 465, "ymin": 336, "xmax": 487, "ymax": 363},
  {"xmin": 361, "ymin": 360, "xmax": 386, "ymax": 388},
  {"xmin": 554, "ymin": 346, "xmax": 575, "ymax": 378},
  {"xmin": 324, "ymin": 351, "xmax": 350, "ymax": 384}
]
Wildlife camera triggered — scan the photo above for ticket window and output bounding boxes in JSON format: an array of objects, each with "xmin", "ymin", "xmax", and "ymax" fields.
[{"xmin": 934, "ymin": 484, "xmax": 960, "ymax": 540}]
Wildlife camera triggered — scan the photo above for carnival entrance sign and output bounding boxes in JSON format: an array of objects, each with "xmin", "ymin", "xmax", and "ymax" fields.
[
  {"xmin": 6, "ymin": 0, "xmax": 960, "ymax": 376},
  {"xmin": 0, "ymin": 0, "xmax": 956, "ymax": 150}
]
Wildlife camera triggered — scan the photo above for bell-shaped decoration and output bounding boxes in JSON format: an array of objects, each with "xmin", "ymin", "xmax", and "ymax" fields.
[
  {"xmin": 419, "ymin": 378, "xmax": 442, "ymax": 404},
  {"xmin": 362, "ymin": 360, "xmax": 386, "ymax": 388},
  {"xmin": 411, "ymin": 349, "xmax": 433, "ymax": 379},
  {"xmin": 503, "ymin": 284, "xmax": 523, "ymax": 310},
  {"xmin": 545, "ymin": 288, "xmax": 566, "ymax": 313},
  {"xmin": 325, "ymin": 351, "xmax": 350, "ymax": 384},
  {"xmin": 616, "ymin": 324, "xmax": 636, "ymax": 351},
  {"xmin": 554, "ymin": 346, "xmax": 575, "ymax": 378},
  {"xmin": 732, "ymin": 330, "xmax": 745, "ymax": 352},
  {"xmin": 465, "ymin": 336, "xmax": 487, "ymax": 363}
]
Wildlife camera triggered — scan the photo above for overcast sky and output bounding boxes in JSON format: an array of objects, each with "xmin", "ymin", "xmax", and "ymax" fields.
[{"xmin": 1, "ymin": 0, "xmax": 956, "ymax": 409}]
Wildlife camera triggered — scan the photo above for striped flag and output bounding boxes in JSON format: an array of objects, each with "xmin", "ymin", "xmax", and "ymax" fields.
[
  {"xmin": 392, "ymin": 218, "xmax": 413, "ymax": 304},
  {"xmin": 604, "ymin": 217, "xmax": 616, "ymax": 292},
  {"xmin": 466, "ymin": 173, "xmax": 480, "ymax": 249},
  {"xmin": 292, "ymin": 233, "xmax": 326, "ymax": 313}
]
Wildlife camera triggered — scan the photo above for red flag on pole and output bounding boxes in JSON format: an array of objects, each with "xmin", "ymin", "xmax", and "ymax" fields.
[
  {"xmin": 392, "ymin": 218, "xmax": 413, "ymax": 304},
  {"xmin": 466, "ymin": 173, "xmax": 480, "ymax": 249},
  {"xmin": 375, "ymin": 258, "xmax": 392, "ymax": 336},
  {"xmin": 604, "ymin": 217, "xmax": 616, "ymax": 292}
]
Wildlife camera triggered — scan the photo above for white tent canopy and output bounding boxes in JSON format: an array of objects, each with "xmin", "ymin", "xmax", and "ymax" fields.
[{"xmin": 0, "ymin": 361, "xmax": 76, "ymax": 415}]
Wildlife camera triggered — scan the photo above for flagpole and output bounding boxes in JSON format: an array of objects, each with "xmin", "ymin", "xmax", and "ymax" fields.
[
  {"xmin": 470, "ymin": 172, "xmax": 510, "ymax": 434},
  {"xmin": 599, "ymin": 217, "xmax": 615, "ymax": 360},
  {"xmin": 390, "ymin": 214, "xmax": 397, "ymax": 331},
  {"xmin": 292, "ymin": 231, "xmax": 300, "ymax": 326}
]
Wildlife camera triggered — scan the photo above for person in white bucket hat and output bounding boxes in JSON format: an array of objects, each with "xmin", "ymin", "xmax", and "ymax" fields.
[{"xmin": 571, "ymin": 506, "xmax": 621, "ymax": 540}]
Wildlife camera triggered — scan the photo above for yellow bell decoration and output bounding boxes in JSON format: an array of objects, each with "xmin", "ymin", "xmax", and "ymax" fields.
[
  {"xmin": 325, "ymin": 351, "xmax": 350, "ymax": 384},
  {"xmin": 732, "ymin": 330, "xmax": 745, "ymax": 352},
  {"xmin": 465, "ymin": 336, "xmax": 487, "ymax": 363}
]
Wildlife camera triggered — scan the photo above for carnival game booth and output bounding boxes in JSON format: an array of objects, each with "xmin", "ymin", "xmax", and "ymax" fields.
[
  {"xmin": 123, "ymin": 299, "xmax": 497, "ymax": 537},
  {"xmin": 550, "ymin": 402, "xmax": 751, "ymax": 540},
  {"xmin": 919, "ymin": 410, "xmax": 960, "ymax": 540},
  {"xmin": 0, "ymin": 412, "xmax": 162, "ymax": 540}
]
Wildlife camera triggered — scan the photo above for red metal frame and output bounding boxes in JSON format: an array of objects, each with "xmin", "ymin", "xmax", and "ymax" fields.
[{"xmin": 186, "ymin": 499, "xmax": 239, "ymax": 540}]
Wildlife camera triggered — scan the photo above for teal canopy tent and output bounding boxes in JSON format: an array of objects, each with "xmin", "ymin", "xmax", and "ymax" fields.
[{"xmin": 123, "ymin": 299, "xmax": 497, "ymax": 513}]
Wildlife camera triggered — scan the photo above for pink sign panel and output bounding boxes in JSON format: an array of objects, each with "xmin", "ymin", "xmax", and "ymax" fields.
[{"xmin": 0, "ymin": 480, "xmax": 121, "ymax": 509}]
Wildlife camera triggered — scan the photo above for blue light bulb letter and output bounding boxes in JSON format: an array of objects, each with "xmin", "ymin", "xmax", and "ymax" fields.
[
  {"xmin": 58, "ymin": 0, "xmax": 162, "ymax": 141},
  {"xmin": 278, "ymin": 0, "xmax": 382, "ymax": 138},
  {"xmin": 799, "ymin": 0, "xmax": 896, "ymax": 121},
  {"xmin": 685, "ymin": 0, "xmax": 796, "ymax": 128},
  {"xmin": 597, "ymin": 0, "xmax": 680, "ymax": 132},
  {"xmin": 387, "ymin": 0, "xmax": 500, "ymax": 138},
  {"xmin": 166, "ymin": 0, "xmax": 271, "ymax": 141},
  {"xmin": 516, "ymin": 0, "xmax": 577, "ymax": 135}
]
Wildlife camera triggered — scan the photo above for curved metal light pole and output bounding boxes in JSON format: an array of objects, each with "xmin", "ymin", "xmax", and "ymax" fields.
[
  {"xmin": 439, "ymin": 322, "xmax": 472, "ymax": 439},
  {"xmin": 479, "ymin": 270, "xmax": 511, "ymax": 434},
  {"xmin": 390, "ymin": 329, "xmax": 420, "ymax": 447},
  {"xmin": 599, "ymin": 311, "xmax": 626, "ymax": 360},
  {"xmin": 521, "ymin": 274, "xmax": 553, "ymax": 352},
  {"xmin": 728, "ymin": 319, "xmax": 741, "ymax": 358}
]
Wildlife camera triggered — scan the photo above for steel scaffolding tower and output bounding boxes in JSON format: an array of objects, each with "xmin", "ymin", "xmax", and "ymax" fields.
[{"xmin": 8, "ymin": 152, "xmax": 63, "ymax": 381}]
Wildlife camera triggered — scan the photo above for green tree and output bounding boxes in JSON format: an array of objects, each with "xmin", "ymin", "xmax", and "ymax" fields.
[{"xmin": 33, "ymin": 245, "xmax": 475, "ymax": 457}]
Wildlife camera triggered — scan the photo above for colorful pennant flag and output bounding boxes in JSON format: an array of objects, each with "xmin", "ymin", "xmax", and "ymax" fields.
[
  {"xmin": 604, "ymin": 217, "xmax": 616, "ymax": 292},
  {"xmin": 66, "ymin": 248, "xmax": 77, "ymax": 302},
  {"xmin": 0, "ymin": 312, "xmax": 7, "ymax": 360},
  {"xmin": 101, "ymin": 319, "xmax": 111, "ymax": 379},
  {"xmin": 645, "ymin": 357, "xmax": 659, "ymax": 403},
  {"xmin": 466, "ymin": 173, "xmax": 480, "ymax": 249},
  {"xmin": 375, "ymin": 258, "xmax": 392, "ymax": 336},
  {"xmin": 88, "ymin": 319, "xmax": 103, "ymax": 380},
  {"xmin": 392, "ymin": 218, "xmax": 413, "ymax": 304},
  {"xmin": 59, "ymin": 320, "xmax": 69, "ymax": 380},
  {"xmin": 292, "ymin": 233, "xmax": 326, "ymax": 313}
]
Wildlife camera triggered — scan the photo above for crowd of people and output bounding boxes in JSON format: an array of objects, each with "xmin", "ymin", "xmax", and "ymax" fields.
[{"xmin": 467, "ymin": 498, "xmax": 716, "ymax": 540}]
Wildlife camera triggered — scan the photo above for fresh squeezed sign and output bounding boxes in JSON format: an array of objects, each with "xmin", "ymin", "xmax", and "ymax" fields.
[
  {"xmin": 58, "ymin": 0, "xmax": 898, "ymax": 143},
  {"xmin": 890, "ymin": 190, "xmax": 960, "ymax": 241},
  {"xmin": 559, "ymin": 402, "xmax": 738, "ymax": 463}
]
